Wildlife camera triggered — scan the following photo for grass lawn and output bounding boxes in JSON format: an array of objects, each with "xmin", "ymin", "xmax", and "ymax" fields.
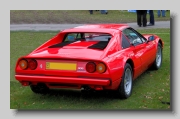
[
  {"xmin": 10, "ymin": 10, "xmax": 170, "ymax": 24},
  {"xmin": 10, "ymin": 28, "xmax": 170, "ymax": 110}
]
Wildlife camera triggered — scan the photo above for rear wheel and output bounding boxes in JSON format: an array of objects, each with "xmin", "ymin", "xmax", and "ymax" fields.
[
  {"xmin": 30, "ymin": 83, "xmax": 49, "ymax": 94},
  {"xmin": 152, "ymin": 43, "xmax": 162, "ymax": 70},
  {"xmin": 117, "ymin": 63, "xmax": 133, "ymax": 99}
]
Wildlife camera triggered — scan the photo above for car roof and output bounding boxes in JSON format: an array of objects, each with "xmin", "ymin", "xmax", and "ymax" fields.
[{"xmin": 61, "ymin": 24, "xmax": 130, "ymax": 35}]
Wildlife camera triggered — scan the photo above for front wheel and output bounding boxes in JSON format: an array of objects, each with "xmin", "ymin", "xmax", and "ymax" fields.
[
  {"xmin": 152, "ymin": 43, "xmax": 162, "ymax": 70},
  {"xmin": 117, "ymin": 63, "xmax": 133, "ymax": 99}
]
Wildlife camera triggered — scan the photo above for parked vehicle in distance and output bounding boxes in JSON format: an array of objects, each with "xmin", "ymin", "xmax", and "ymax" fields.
[{"xmin": 15, "ymin": 24, "xmax": 164, "ymax": 99}]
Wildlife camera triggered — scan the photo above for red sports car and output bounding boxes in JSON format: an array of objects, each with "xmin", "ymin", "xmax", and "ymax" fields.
[{"xmin": 15, "ymin": 24, "xmax": 164, "ymax": 99}]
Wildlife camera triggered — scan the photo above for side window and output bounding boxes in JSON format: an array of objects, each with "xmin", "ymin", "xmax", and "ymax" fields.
[
  {"xmin": 122, "ymin": 28, "xmax": 144, "ymax": 46},
  {"xmin": 121, "ymin": 34, "xmax": 131, "ymax": 49}
]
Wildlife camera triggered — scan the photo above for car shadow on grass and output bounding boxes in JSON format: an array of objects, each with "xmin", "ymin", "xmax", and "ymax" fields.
[{"xmin": 42, "ymin": 88, "xmax": 123, "ymax": 100}]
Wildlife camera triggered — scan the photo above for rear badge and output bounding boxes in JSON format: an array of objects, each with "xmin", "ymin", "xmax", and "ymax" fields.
[
  {"xmin": 77, "ymin": 67, "xmax": 85, "ymax": 72},
  {"xmin": 40, "ymin": 64, "xmax": 43, "ymax": 69}
]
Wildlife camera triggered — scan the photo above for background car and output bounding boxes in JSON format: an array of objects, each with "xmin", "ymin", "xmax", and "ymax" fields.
[{"xmin": 15, "ymin": 24, "xmax": 164, "ymax": 99}]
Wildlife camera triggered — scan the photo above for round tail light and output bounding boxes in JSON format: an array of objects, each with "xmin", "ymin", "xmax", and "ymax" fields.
[
  {"xmin": 86, "ymin": 62, "xmax": 96, "ymax": 73},
  {"xmin": 19, "ymin": 59, "xmax": 28, "ymax": 70},
  {"xmin": 28, "ymin": 59, "xmax": 37, "ymax": 70},
  {"xmin": 96, "ymin": 63, "xmax": 106, "ymax": 73}
]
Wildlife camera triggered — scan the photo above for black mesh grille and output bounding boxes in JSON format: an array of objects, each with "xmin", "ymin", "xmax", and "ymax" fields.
[
  {"xmin": 48, "ymin": 41, "xmax": 77, "ymax": 48},
  {"xmin": 88, "ymin": 41, "xmax": 109, "ymax": 50}
]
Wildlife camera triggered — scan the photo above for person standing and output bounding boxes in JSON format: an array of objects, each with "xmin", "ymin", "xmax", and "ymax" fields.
[
  {"xmin": 89, "ymin": 10, "xmax": 93, "ymax": 14},
  {"xmin": 147, "ymin": 10, "xmax": 155, "ymax": 26},
  {"xmin": 136, "ymin": 10, "xmax": 147, "ymax": 27},
  {"xmin": 157, "ymin": 10, "xmax": 166, "ymax": 17}
]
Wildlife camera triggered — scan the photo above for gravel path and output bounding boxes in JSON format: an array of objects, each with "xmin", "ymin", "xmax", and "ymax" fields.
[{"xmin": 10, "ymin": 21, "xmax": 170, "ymax": 31}]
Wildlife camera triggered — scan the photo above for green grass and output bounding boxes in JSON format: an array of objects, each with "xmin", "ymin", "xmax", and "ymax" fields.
[
  {"xmin": 10, "ymin": 28, "xmax": 170, "ymax": 110},
  {"xmin": 10, "ymin": 10, "xmax": 170, "ymax": 24}
]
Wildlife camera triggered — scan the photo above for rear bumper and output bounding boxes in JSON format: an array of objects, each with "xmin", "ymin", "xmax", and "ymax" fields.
[{"xmin": 15, "ymin": 74, "xmax": 111, "ymax": 86}]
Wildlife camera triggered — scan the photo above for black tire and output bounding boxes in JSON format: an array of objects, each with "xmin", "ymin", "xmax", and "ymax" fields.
[
  {"xmin": 152, "ymin": 43, "xmax": 162, "ymax": 70},
  {"xmin": 30, "ymin": 83, "xmax": 49, "ymax": 94},
  {"xmin": 117, "ymin": 63, "xmax": 133, "ymax": 99}
]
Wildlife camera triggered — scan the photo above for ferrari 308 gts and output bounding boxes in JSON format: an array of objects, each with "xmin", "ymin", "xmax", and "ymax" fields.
[{"xmin": 15, "ymin": 24, "xmax": 164, "ymax": 99}]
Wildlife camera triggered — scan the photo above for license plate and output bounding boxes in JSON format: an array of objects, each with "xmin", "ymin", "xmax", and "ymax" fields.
[{"xmin": 46, "ymin": 62, "xmax": 77, "ymax": 70}]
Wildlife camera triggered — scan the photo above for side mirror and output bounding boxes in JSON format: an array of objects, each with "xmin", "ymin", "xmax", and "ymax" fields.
[{"xmin": 148, "ymin": 35, "xmax": 155, "ymax": 42}]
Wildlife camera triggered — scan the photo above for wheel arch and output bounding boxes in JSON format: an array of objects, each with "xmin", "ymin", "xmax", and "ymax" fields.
[
  {"xmin": 157, "ymin": 38, "xmax": 164, "ymax": 48},
  {"xmin": 126, "ymin": 58, "xmax": 134, "ymax": 78}
]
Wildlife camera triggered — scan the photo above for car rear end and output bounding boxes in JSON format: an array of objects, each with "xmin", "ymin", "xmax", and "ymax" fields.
[
  {"xmin": 15, "ymin": 32, "xmax": 114, "ymax": 91},
  {"xmin": 15, "ymin": 57, "xmax": 112, "ymax": 91},
  {"xmin": 14, "ymin": 28, "xmax": 122, "ymax": 93}
]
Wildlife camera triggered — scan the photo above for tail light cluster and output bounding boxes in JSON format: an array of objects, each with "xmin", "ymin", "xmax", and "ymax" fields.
[
  {"xmin": 86, "ymin": 62, "xmax": 107, "ymax": 74},
  {"xmin": 18, "ymin": 59, "xmax": 37, "ymax": 70}
]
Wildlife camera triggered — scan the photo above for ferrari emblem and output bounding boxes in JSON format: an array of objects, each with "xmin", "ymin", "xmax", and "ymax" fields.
[{"xmin": 40, "ymin": 64, "xmax": 43, "ymax": 69}]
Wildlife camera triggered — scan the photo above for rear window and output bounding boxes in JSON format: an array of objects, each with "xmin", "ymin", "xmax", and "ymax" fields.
[
  {"xmin": 49, "ymin": 32, "xmax": 112, "ymax": 50},
  {"xmin": 64, "ymin": 32, "xmax": 112, "ymax": 42}
]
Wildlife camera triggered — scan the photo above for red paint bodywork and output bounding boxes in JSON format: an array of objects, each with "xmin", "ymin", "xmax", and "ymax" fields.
[{"xmin": 15, "ymin": 24, "xmax": 164, "ymax": 91}]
